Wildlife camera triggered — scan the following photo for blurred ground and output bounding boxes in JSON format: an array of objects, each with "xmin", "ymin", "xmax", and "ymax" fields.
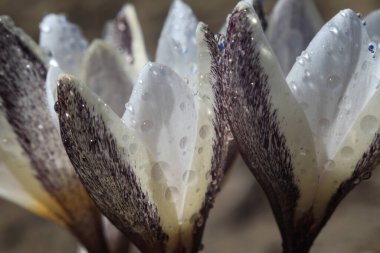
[{"xmin": 1, "ymin": 0, "xmax": 380, "ymax": 253}]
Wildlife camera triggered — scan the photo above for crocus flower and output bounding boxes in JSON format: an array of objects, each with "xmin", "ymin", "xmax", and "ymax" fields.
[
  {"xmin": 51, "ymin": 0, "xmax": 244, "ymax": 252},
  {"xmin": 205, "ymin": 1, "xmax": 380, "ymax": 253},
  {"xmin": 0, "ymin": 17, "xmax": 108, "ymax": 253},
  {"xmin": 0, "ymin": 3, "xmax": 149, "ymax": 253}
]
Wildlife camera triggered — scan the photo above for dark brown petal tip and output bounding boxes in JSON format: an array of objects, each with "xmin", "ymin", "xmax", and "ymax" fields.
[
  {"xmin": 57, "ymin": 75, "xmax": 168, "ymax": 253},
  {"xmin": 0, "ymin": 16, "xmax": 107, "ymax": 253}
]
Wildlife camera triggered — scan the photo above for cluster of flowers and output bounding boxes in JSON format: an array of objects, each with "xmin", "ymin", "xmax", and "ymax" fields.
[{"xmin": 1, "ymin": 0, "xmax": 380, "ymax": 252}]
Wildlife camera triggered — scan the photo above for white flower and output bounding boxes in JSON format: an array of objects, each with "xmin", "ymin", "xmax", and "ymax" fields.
[
  {"xmin": 0, "ymin": 17, "xmax": 108, "ymax": 253},
  {"xmin": 206, "ymin": 1, "xmax": 380, "ymax": 252},
  {"xmin": 49, "ymin": 0, "xmax": 234, "ymax": 252}
]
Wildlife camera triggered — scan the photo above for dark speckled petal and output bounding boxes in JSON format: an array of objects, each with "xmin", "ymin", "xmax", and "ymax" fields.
[
  {"xmin": 56, "ymin": 75, "xmax": 175, "ymax": 253},
  {"xmin": 211, "ymin": 3, "xmax": 319, "ymax": 253},
  {"xmin": 0, "ymin": 16, "xmax": 107, "ymax": 253}
]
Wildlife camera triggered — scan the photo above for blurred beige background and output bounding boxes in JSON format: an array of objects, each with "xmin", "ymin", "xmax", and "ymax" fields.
[{"xmin": 1, "ymin": 0, "xmax": 380, "ymax": 253}]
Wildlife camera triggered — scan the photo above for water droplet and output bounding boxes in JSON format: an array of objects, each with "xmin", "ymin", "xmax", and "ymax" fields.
[
  {"xmin": 129, "ymin": 143, "xmax": 138, "ymax": 154},
  {"xmin": 125, "ymin": 103, "xmax": 134, "ymax": 114},
  {"xmin": 183, "ymin": 170, "xmax": 197, "ymax": 184},
  {"xmin": 141, "ymin": 120, "xmax": 154, "ymax": 132},
  {"xmin": 340, "ymin": 146, "xmax": 354, "ymax": 158},
  {"xmin": 327, "ymin": 75, "xmax": 342, "ymax": 88},
  {"xmin": 196, "ymin": 215, "xmax": 204, "ymax": 227},
  {"xmin": 65, "ymin": 112, "xmax": 70, "ymax": 118},
  {"xmin": 165, "ymin": 187, "xmax": 179, "ymax": 202},
  {"xmin": 37, "ymin": 124, "xmax": 44, "ymax": 130},
  {"xmin": 151, "ymin": 161, "xmax": 169, "ymax": 182},
  {"xmin": 142, "ymin": 92, "xmax": 150, "ymax": 101},
  {"xmin": 361, "ymin": 172, "xmax": 372, "ymax": 180},
  {"xmin": 54, "ymin": 101, "xmax": 60, "ymax": 112},
  {"xmin": 368, "ymin": 42, "xmax": 376, "ymax": 54},
  {"xmin": 325, "ymin": 160, "xmax": 336, "ymax": 170},
  {"xmin": 290, "ymin": 81, "xmax": 298, "ymax": 91},
  {"xmin": 297, "ymin": 57, "xmax": 305, "ymax": 66},
  {"xmin": 152, "ymin": 70, "xmax": 158, "ymax": 76},
  {"xmin": 199, "ymin": 125, "xmax": 211, "ymax": 139},
  {"xmin": 300, "ymin": 102, "xmax": 308, "ymax": 110},
  {"xmin": 301, "ymin": 51, "xmax": 311, "ymax": 62},
  {"xmin": 179, "ymin": 136, "xmax": 188, "ymax": 149},
  {"xmin": 319, "ymin": 118, "xmax": 330, "ymax": 132},
  {"xmin": 329, "ymin": 26, "xmax": 339, "ymax": 35},
  {"xmin": 360, "ymin": 115, "xmax": 379, "ymax": 134},
  {"xmin": 179, "ymin": 102, "xmax": 186, "ymax": 111},
  {"xmin": 299, "ymin": 148, "xmax": 307, "ymax": 156},
  {"xmin": 362, "ymin": 61, "xmax": 370, "ymax": 71}
]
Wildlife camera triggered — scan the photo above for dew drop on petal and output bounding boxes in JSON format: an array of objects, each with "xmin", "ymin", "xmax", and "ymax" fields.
[
  {"xmin": 125, "ymin": 103, "xmax": 134, "ymax": 114},
  {"xmin": 340, "ymin": 146, "xmax": 354, "ymax": 158},
  {"xmin": 297, "ymin": 57, "xmax": 305, "ymax": 66},
  {"xmin": 129, "ymin": 143, "xmax": 138, "ymax": 154},
  {"xmin": 325, "ymin": 160, "xmax": 336, "ymax": 170},
  {"xmin": 183, "ymin": 170, "xmax": 197, "ymax": 184},
  {"xmin": 141, "ymin": 120, "xmax": 154, "ymax": 132},
  {"xmin": 179, "ymin": 136, "xmax": 188, "ymax": 149},
  {"xmin": 327, "ymin": 75, "xmax": 342, "ymax": 88},
  {"xmin": 151, "ymin": 161, "xmax": 169, "ymax": 182},
  {"xmin": 165, "ymin": 187, "xmax": 179, "ymax": 202},
  {"xmin": 54, "ymin": 101, "xmax": 60, "ymax": 112},
  {"xmin": 360, "ymin": 115, "xmax": 379, "ymax": 134},
  {"xmin": 179, "ymin": 102, "xmax": 186, "ymax": 111},
  {"xmin": 319, "ymin": 118, "xmax": 330, "ymax": 132},
  {"xmin": 199, "ymin": 125, "xmax": 211, "ymax": 139},
  {"xmin": 329, "ymin": 26, "xmax": 339, "ymax": 35}
]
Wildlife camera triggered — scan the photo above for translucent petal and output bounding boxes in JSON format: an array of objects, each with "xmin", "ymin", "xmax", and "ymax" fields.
[
  {"xmin": 39, "ymin": 14, "xmax": 88, "ymax": 75},
  {"xmin": 104, "ymin": 4, "xmax": 148, "ymax": 82},
  {"xmin": 122, "ymin": 63, "xmax": 198, "ymax": 217},
  {"xmin": 180, "ymin": 23, "xmax": 231, "ymax": 251},
  {"xmin": 366, "ymin": 10, "xmax": 380, "ymax": 42},
  {"xmin": 0, "ymin": 160, "xmax": 55, "ymax": 220},
  {"xmin": 267, "ymin": 0, "xmax": 323, "ymax": 74},
  {"xmin": 286, "ymin": 9, "xmax": 379, "ymax": 169},
  {"xmin": 81, "ymin": 40, "xmax": 133, "ymax": 117},
  {"xmin": 155, "ymin": 0, "xmax": 198, "ymax": 82}
]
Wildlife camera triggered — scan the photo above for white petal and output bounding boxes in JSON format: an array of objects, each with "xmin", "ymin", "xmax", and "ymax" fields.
[
  {"xmin": 287, "ymin": 9, "xmax": 378, "ymax": 168},
  {"xmin": 0, "ymin": 160, "xmax": 55, "ymax": 220},
  {"xmin": 155, "ymin": 0, "xmax": 198, "ymax": 82},
  {"xmin": 267, "ymin": 0, "xmax": 323, "ymax": 74},
  {"xmin": 122, "ymin": 62, "xmax": 198, "ymax": 217},
  {"xmin": 104, "ymin": 4, "xmax": 148, "ymax": 82},
  {"xmin": 366, "ymin": 10, "xmax": 380, "ymax": 42},
  {"xmin": 39, "ymin": 14, "xmax": 88, "ymax": 75},
  {"xmin": 81, "ymin": 40, "xmax": 133, "ymax": 117}
]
